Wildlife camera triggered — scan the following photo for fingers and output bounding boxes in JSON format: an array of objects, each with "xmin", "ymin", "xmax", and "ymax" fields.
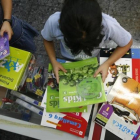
[
  {"xmin": 7, "ymin": 31, "xmax": 12, "ymax": 40},
  {"xmin": 0, "ymin": 29, "xmax": 4, "ymax": 37},
  {"xmin": 60, "ymin": 66, "xmax": 67, "ymax": 73},
  {"xmin": 55, "ymin": 71, "xmax": 59, "ymax": 84},
  {"xmin": 94, "ymin": 68, "xmax": 100, "ymax": 78},
  {"xmin": 101, "ymin": 73, "xmax": 106, "ymax": 83}
]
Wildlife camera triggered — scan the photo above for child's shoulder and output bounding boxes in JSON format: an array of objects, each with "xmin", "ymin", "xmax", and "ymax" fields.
[
  {"xmin": 48, "ymin": 12, "xmax": 61, "ymax": 24},
  {"xmin": 102, "ymin": 13, "xmax": 121, "ymax": 29}
]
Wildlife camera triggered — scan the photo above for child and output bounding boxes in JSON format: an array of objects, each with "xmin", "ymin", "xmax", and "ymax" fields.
[
  {"xmin": 0, "ymin": 0, "xmax": 39, "ymax": 53},
  {"xmin": 41, "ymin": 0, "xmax": 132, "ymax": 83}
]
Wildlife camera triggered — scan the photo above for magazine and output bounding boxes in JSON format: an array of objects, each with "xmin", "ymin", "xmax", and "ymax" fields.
[
  {"xmin": 0, "ymin": 33, "xmax": 10, "ymax": 60},
  {"xmin": 100, "ymin": 48, "xmax": 140, "ymax": 95},
  {"xmin": 95, "ymin": 73, "xmax": 140, "ymax": 140},
  {"xmin": 47, "ymin": 64, "xmax": 87, "ymax": 112},
  {"xmin": 41, "ymin": 105, "xmax": 92, "ymax": 138},
  {"xmin": 57, "ymin": 57, "xmax": 106, "ymax": 108}
]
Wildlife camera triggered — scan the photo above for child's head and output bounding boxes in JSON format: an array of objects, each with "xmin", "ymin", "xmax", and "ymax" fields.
[{"xmin": 60, "ymin": 0, "xmax": 103, "ymax": 56}]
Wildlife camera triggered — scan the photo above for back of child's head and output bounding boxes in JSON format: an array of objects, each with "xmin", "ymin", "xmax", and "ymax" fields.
[{"xmin": 60, "ymin": 0, "xmax": 103, "ymax": 56}]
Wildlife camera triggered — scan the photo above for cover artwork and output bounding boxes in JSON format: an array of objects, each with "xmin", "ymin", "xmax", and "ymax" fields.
[
  {"xmin": 0, "ymin": 33, "xmax": 10, "ymax": 60},
  {"xmin": 58, "ymin": 57, "xmax": 107, "ymax": 108},
  {"xmin": 95, "ymin": 73, "xmax": 140, "ymax": 140},
  {"xmin": 100, "ymin": 48, "xmax": 140, "ymax": 95},
  {"xmin": 47, "ymin": 64, "xmax": 87, "ymax": 113},
  {"xmin": 41, "ymin": 105, "xmax": 92, "ymax": 138},
  {"xmin": 0, "ymin": 47, "xmax": 32, "ymax": 90}
]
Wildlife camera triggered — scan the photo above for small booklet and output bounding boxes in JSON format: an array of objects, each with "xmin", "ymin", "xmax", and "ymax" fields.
[
  {"xmin": 58, "ymin": 57, "xmax": 107, "ymax": 108},
  {"xmin": 0, "ymin": 33, "xmax": 10, "ymax": 60},
  {"xmin": 95, "ymin": 73, "xmax": 140, "ymax": 140}
]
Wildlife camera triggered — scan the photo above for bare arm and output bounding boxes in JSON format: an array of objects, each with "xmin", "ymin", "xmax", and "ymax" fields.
[
  {"xmin": 1, "ymin": 0, "xmax": 12, "ymax": 19},
  {"xmin": 0, "ymin": 0, "xmax": 13, "ymax": 40},
  {"xmin": 105, "ymin": 39, "xmax": 132, "ymax": 66},
  {"xmin": 43, "ymin": 39, "xmax": 56, "ymax": 64},
  {"xmin": 94, "ymin": 39, "xmax": 133, "ymax": 82},
  {"xmin": 43, "ymin": 39, "xmax": 66, "ymax": 83}
]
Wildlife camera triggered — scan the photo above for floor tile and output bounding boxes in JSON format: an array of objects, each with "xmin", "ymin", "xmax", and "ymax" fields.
[
  {"xmin": 113, "ymin": 15, "xmax": 140, "ymax": 42},
  {"xmin": 108, "ymin": 0, "xmax": 140, "ymax": 17}
]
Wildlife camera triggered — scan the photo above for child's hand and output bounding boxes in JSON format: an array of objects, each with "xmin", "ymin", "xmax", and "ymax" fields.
[
  {"xmin": 94, "ymin": 62, "xmax": 109, "ymax": 82},
  {"xmin": 0, "ymin": 21, "xmax": 13, "ymax": 40},
  {"xmin": 52, "ymin": 61, "xmax": 67, "ymax": 83}
]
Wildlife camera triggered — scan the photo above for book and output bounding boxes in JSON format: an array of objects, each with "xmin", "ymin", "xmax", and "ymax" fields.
[
  {"xmin": 47, "ymin": 64, "xmax": 87, "ymax": 112},
  {"xmin": 95, "ymin": 73, "xmax": 140, "ymax": 140},
  {"xmin": 41, "ymin": 105, "xmax": 92, "ymax": 138},
  {"xmin": 100, "ymin": 48, "xmax": 140, "ymax": 95},
  {"xmin": 0, "ymin": 33, "xmax": 10, "ymax": 60},
  {"xmin": 88, "ymin": 104, "xmax": 121, "ymax": 140},
  {"xmin": 0, "ymin": 47, "xmax": 32, "ymax": 90},
  {"xmin": 88, "ymin": 104, "xmax": 103, "ymax": 140},
  {"xmin": 41, "ymin": 88, "xmax": 47, "ymax": 108},
  {"xmin": 57, "ymin": 57, "xmax": 106, "ymax": 108}
]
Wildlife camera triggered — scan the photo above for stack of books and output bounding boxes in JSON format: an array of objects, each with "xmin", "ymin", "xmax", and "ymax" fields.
[
  {"xmin": 0, "ymin": 46, "xmax": 32, "ymax": 91},
  {"xmin": 40, "ymin": 57, "xmax": 107, "ymax": 138},
  {"xmin": 88, "ymin": 48, "xmax": 140, "ymax": 140}
]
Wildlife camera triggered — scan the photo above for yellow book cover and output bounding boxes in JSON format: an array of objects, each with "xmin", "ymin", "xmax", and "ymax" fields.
[{"xmin": 0, "ymin": 47, "xmax": 32, "ymax": 90}]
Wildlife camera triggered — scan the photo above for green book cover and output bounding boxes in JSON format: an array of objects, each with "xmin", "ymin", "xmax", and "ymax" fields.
[
  {"xmin": 58, "ymin": 57, "xmax": 107, "ymax": 108},
  {"xmin": 0, "ymin": 47, "xmax": 32, "ymax": 90},
  {"xmin": 47, "ymin": 65, "xmax": 87, "ymax": 112}
]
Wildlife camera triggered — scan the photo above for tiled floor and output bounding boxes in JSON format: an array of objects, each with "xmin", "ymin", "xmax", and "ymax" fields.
[{"xmin": 0, "ymin": 0, "xmax": 140, "ymax": 139}]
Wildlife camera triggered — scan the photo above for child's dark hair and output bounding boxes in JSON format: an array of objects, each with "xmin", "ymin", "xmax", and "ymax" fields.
[{"xmin": 60, "ymin": 0, "xmax": 103, "ymax": 56}]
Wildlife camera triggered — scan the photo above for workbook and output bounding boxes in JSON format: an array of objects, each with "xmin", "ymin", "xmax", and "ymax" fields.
[
  {"xmin": 46, "ymin": 64, "xmax": 87, "ymax": 113},
  {"xmin": 95, "ymin": 73, "xmax": 140, "ymax": 140},
  {"xmin": 58, "ymin": 57, "xmax": 107, "ymax": 108},
  {"xmin": 100, "ymin": 48, "xmax": 140, "ymax": 95},
  {"xmin": 0, "ymin": 47, "xmax": 32, "ymax": 90},
  {"xmin": 41, "ymin": 105, "xmax": 92, "ymax": 138}
]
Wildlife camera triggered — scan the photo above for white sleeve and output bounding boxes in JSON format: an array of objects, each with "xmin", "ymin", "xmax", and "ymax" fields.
[
  {"xmin": 108, "ymin": 20, "xmax": 132, "ymax": 47},
  {"xmin": 41, "ymin": 16, "xmax": 54, "ymax": 41}
]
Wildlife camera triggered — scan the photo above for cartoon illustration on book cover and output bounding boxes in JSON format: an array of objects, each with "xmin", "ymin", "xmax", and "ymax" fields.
[
  {"xmin": 95, "ymin": 73, "xmax": 140, "ymax": 140},
  {"xmin": 0, "ymin": 33, "xmax": 10, "ymax": 60},
  {"xmin": 100, "ymin": 57, "xmax": 132, "ymax": 95},
  {"xmin": 2, "ymin": 57, "xmax": 23, "ymax": 72}
]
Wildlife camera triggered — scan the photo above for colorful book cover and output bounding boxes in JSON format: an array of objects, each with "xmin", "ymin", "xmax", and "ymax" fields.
[
  {"xmin": 88, "ymin": 104, "xmax": 121, "ymax": 140},
  {"xmin": 58, "ymin": 57, "xmax": 106, "ymax": 108},
  {"xmin": 95, "ymin": 73, "xmax": 140, "ymax": 140},
  {"xmin": 0, "ymin": 47, "xmax": 32, "ymax": 90},
  {"xmin": 100, "ymin": 48, "xmax": 140, "ymax": 95},
  {"xmin": 41, "ymin": 105, "xmax": 92, "ymax": 138},
  {"xmin": 0, "ymin": 33, "xmax": 10, "ymax": 60},
  {"xmin": 47, "ymin": 64, "xmax": 87, "ymax": 113}
]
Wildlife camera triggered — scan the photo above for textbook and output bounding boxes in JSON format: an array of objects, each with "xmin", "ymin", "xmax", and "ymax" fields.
[
  {"xmin": 0, "ymin": 47, "xmax": 32, "ymax": 90},
  {"xmin": 100, "ymin": 48, "xmax": 140, "ymax": 95},
  {"xmin": 41, "ymin": 105, "xmax": 92, "ymax": 138},
  {"xmin": 47, "ymin": 64, "xmax": 87, "ymax": 112},
  {"xmin": 95, "ymin": 73, "xmax": 140, "ymax": 140},
  {"xmin": 57, "ymin": 57, "xmax": 106, "ymax": 108},
  {"xmin": 0, "ymin": 33, "xmax": 10, "ymax": 60}
]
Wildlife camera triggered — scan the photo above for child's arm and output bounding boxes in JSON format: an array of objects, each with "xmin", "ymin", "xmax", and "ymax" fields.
[
  {"xmin": 94, "ymin": 39, "xmax": 133, "ymax": 82},
  {"xmin": 43, "ymin": 39, "xmax": 67, "ymax": 83},
  {"xmin": 0, "ymin": 0, "xmax": 13, "ymax": 40}
]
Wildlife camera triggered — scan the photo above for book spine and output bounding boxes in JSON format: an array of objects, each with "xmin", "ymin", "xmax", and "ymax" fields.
[
  {"xmin": 15, "ymin": 53, "xmax": 32, "ymax": 90},
  {"xmin": 11, "ymin": 90, "xmax": 42, "ymax": 108},
  {"xmin": 16, "ymin": 99, "xmax": 43, "ymax": 116}
]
